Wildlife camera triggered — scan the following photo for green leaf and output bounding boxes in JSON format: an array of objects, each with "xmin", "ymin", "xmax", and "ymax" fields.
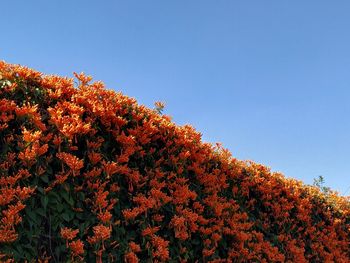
[
  {"xmin": 77, "ymin": 192, "xmax": 85, "ymax": 201},
  {"xmin": 48, "ymin": 191, "xmax": 61, "ymax": 204},
  {"xmin": 75, "ymin": 212, "xmax": 85, "ymax": 220},
  {"xmin": 25, "ymin": 209, "xmax": 38, "ymax": 224},
  {"xmin": 62, "ymin": 213, "xmax": 71, "ymax": 222},
  {"xmin": 62, "ymin": 210, "xmax": 75, "ymax": 222},
  {"xmin": 46, "ymin": 165, "xmax": 53, "ymax": 175},
  {"xmin": 37, "ymin": 186, "xmax": 44, "ymax": 194},
  {"xmin": 41, "ymin": 195, "xmax": 49, "ymax": 210},
  {"xmin": 62, "ymin": 190, "xmax": 74, "ymax": 205},
  {"xmin": 36, "ymin": 208, "xmax": 46, "ymax": 217},
  {"xmin": 56, "ymin": 203, "xmax": 64, "ymax": 213},
  {"xmin": 40, "ymin": 174, "xmax": 49, "ymax": 183}
]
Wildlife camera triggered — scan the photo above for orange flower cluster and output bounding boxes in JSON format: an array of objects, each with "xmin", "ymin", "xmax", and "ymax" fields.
[
  {"xmin": 0, "ymin": 61, "xmax": 349, "ymax": 262},
  {"xmin": 87, "ymin": 224, "xmax": 111, "ymax": 244},
  {"xmin": 56, "ymin": 152, "xmax": 84, "ymax": 176},
  {"xmin": 60, "ymin": 227, "xmax": 79, "ymax": 241},
  {"xmin": 60, "ymin": 227, "xmax": 84, "ymax": 261},
  {"xmin": 87, "ymin": 224, "xmax": 112, "ymax": 263}
]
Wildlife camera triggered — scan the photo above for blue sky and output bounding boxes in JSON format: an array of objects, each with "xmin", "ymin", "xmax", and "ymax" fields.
[{"xmin": 2, "ymin": 1, "xmax": 350, "ymax": 194}]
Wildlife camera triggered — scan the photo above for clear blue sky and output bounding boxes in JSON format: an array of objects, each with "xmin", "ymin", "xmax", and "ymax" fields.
[{"xmin": 2, "ymin": 1, "xmax": 350, "ymax": 194}]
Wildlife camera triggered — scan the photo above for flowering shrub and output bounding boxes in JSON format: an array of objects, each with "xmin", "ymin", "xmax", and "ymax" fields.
[{"xmin": 0, "ymin": 61, "xmax": 349, "ymax": 262}]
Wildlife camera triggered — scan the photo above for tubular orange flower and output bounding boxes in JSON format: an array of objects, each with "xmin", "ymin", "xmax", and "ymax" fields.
[
  {"xmin": 87, "ymin": 224, "xmax": 111, "ymax": 244},
  {"xmin": 88, "ymin": 152, "xmax": 102, "ymax": 165},
  {"xmin": 60, "ymin": 227, "xmax": 79, "ymax": 241},
  {"xmin": 73, "ymin": 72, "xmax": 92, "ymax": 86},
  {"xmin": 151, "ymin": 235, "xmax": 169, "ymax": 262},
  {"xmin": 69, "ymin": 239, "xmax": 84, "ymax": 256},
  {"xmin": 97, "ymin": 211, "xmax": 112, "ymax": 223},
  {"xmin": 170, "ymin": 216, "xmax": 189, "ymax": 241},
  {"xmin": 142, "ymin": 226, "xmax": 160, "ymax": 237},
  {"xmin": 56, "ymin": 152, "xmax": 84, "ymax": 175},
  {"xmin": 122, "ymin": 208, "xmax": 141, "ymax": 221},
  {"xmin": 102, "ymin": 160, "xmax": 118, "ymax": 178},
  {"xmin": 22, "ymin": 128, "xmax": 42, "ymax": 143},
  {"xmin": 129, "ymin": 241, "xmax": 141, "ymax": 253},
  {"xmin": 124, "ymin": 252, "xmax": 139, "ymax": 263}
]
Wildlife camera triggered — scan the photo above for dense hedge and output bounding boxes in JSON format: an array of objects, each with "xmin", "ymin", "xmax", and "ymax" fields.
[{"xmin": 0, "ymin": 61, "xmax": 349, "ymax": 262}]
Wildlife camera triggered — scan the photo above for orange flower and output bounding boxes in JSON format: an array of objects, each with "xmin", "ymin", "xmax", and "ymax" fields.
[
  {"xmin": 22, "ymin": 128, "xmax": 42, "ymax": 143},
  {"xmin": 97, "ymin": 211, "xmax": 112, "ymax": 223},
  {"xmin": 154, "ymin": 101, "xmax": 165, "ymax": 114},
  {"xmin": 151, "ymin": 235, "xmax": 169, "ymax": 262},
  {"xmin": 51, "ymin": 172, "xmax": 69, "ymax": 187},
  {"xmin": 94, "ymin": 188, "xmax": 109, "ymax": 211},
  {"xmin": 18, "ymin": 141, "xmax": 48, "ymax": 167},
  {"xmin": 0, "ymin": 228, "xmax": 18, "ymax": 243},
  {"xmin": 124, "ymin": 252, "xmax": 139, "ymax": 263},
  {"xmin": 60, "ymin": 227, "xmax": 79, "ymax": 241},
  {"xmin": 102, "ymin": 161, "xmax": 118, "ymax": 178},
  {"xmin": 87, "ymin": 224, "xmax": 111, "ymax": 244},
  {"xmin": 88, "ymin": 152, "xmax": 102, "ymax": 165},
  {"xmin": 73, "ymin": 72, "xmax": 92, "ymax": 85},
  {"xmin": 69, "ymin": 239, "xmax": 84, "ymax": 256},
  {"xmin": 170, "ymin": 216, "xmax": 189, "ymax": 240},
  {"xmin": 142, "ymin": 226, "xmax": 160, "ymax": 237},
  {"xmin": 122, "ymin": 208, "xmax": 140, "ymax": 221},
  {"xmin": 129, "ymin": 241, "xmax": 141, "ymax": 253},
  {"xmin": 110, "ymin": 183, "xmax": 120, "ymax": 192},
  {"xmin": 56, "ymin": 152, "xmax": 84, "ymax": 175},
  {"xmin": 203, "ymin": 247, "xmax": 215, "ymax": 257}
]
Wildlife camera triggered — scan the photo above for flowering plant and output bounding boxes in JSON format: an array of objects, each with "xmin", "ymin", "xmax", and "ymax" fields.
[{"xmin": 0, "ymin": 61, "xmax": 349, "ymax": 262}]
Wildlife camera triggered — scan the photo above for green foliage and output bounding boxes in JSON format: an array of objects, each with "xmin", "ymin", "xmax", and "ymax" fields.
[{"xmin": 313, "ymin": 175, "xmax": 331, "ymax": 194}]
